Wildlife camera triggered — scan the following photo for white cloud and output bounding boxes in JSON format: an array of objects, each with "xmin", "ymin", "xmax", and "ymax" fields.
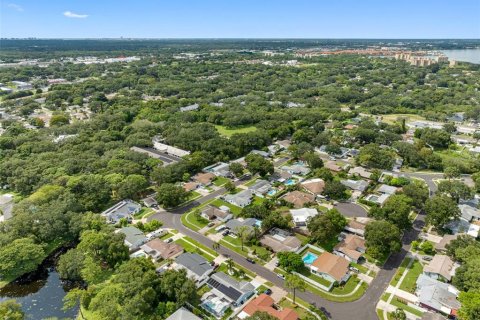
[
  {"xmin": 63, "ymin": 11, "xmax": 88, "ymax": 19},
  {"xmin": 7, "ymin": 3, "xmax": 24, "ymax": 12}
]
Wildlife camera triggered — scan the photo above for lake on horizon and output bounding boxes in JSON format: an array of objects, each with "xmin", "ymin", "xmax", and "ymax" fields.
[{"xmin": 442, "ymin": 48, "xmax": 480, "ymax": 64}]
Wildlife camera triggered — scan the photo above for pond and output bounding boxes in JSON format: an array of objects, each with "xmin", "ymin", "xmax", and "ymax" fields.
[{"xmin": 0, "ymin": 249, "xmax": 79, "ymax": 319}]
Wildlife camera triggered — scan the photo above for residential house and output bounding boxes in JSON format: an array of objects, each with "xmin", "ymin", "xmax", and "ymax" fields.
[
  {"xmin": 309, "ymin": 252, "xmax": 350, "ymax": 284},
  {"xmin": 348, "ymin": 166, "xmax": 372, "ymax": 179},
  {"xmin": 180, "ymin": 103, "xmax": 199, "ymax": 112},
  {"xmin": 275, "ymin": 139, "xmax": 291, "ymax": 150},
  {"xmin": 12, "ymin": 80, "xmax": 33, "ymax": 90},
  {"xmin": 365, "ymin": 184, "xmax": 397, "ymax": 206},
  {"xmin": 424, "ymin": 255, "xmax": 456, "ymax": 282},
  {"xmin": 281, "ymin": 164, "xmax": 310, "ymax": 176},
  {"xmin": 260, "ymin": 228, "xmax": 301, "ymax": 253},
  {"xmin": 324, "ymin": 161, "xmax": 342, "ymax": 172},
  {"xmin": 101, "ymin": 200, "xmax": 141, "ymax": 224},
  {"xmin": 224, "ymin": 189, "xmax": 254, "ymax": 207},
  {"xmin": 203, "ymin": 162, "xmax": 232, "ymax": 177},
  {"xmin": 0, "ymin": 194, "xmax": 14, "ymax": 222},
  {"xmin": 143, "ymin": 197, "xmax": 158, "ymax": 208},
  {"xmin": 435, "ymin": 234, "xmax": 460, "ymax": 253},
  {"xmin": 458, "ymin": 204, "xmax": 480, "ymax": 222},
  {"xmin": 251, "ymin": 150, "xmax": 270, "ymax": 158},
  {"xmin": 225, "ymin": 218, "xmax": 257, "ymax": 235},
  {"xmin": 201, "ymin": 205, "xmax": 232, "ymax": 222},
  {"xmin": 152, "ymin": 137, "xmax": 190, "ymax": 157},
  {"xmin": 118, "ymin": 226, "xmax": 148, "ymax": 250},
  {"xmin": 201, "ymin": 272, "xmax": 255, "ymax": 317},
  {"xmin": 183, "ymin": 182, "xmax": 200, "ymax": 192},
  {"xmin": 174, "ymin": 253, "xmax": 214, "ymax": 287},
  {"xmin": 141, "ymin": 239, "xmax": 184, "ymax": 261},
  {"xmin": 289, "ymin": 208, "xmax": 319, "ymax": 227},
  {"xmin": 301, "ymin": 178, "xmax": 325, "ymax": 196},
  {"xmin": 334, "ymin": 234, "xmax": 366, "ymax": 263},
  {"xmin": 248, "ymin": 179, "xmax": 272, "ymax": 197},
  {"xmin": 415, "ymin": 274, "xmax": 460, "ymax": 317},
  {"xmin": 445, "ymin": 218, "xmax": 480, "ymax": 238},
  {"xmin": 238, "ymin": 294, "xmax": 299, "ymax": 320},
  {"xmin": 166, "ymin": 307, "xmax": 201, "ymax": 320},
  {"xmin": 193, "ymin": 172, "xmax": 216, "ymax": 186},
  {"xmin": 341, "ymin": 179, "xmax": 369, "ymax": 192},
  {"xmin": 269, "ymin": 170, "xmax": 292, "ymax": 183},
  {"xmin": 282, "ymin": 191, "xmax": 315, "ymax": 208}
]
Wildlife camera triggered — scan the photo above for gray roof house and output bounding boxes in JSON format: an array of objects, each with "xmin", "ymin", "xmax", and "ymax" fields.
[
  {"xmin": 248, "ymin": 179, "xmax": 272, "ymax": 197},
  {"xmin": 341, "ymin": 179, "xmax": 369, "ymax": 192},
  {"xmin": 377, "ymin": 184, "xmax": 398, "ymax": 195},
  {"xmin": 201, "ymin": 205, "xmax": 232, "ymax": 222},
  {"xmin": 424, "ymin": 255, "xmax": 456, "ymax": 282},
  {"xmin": 225, "ymin": 218, "xmax": 257, "ymax": 235},
  {"xmin": 201, "ymin": 272, "xmax": 255, "ymax": 318},
  {"xmin": 166, "ymin": 307, "xmax": 201, "ymax": 320},
  {"xmin": 458, "ymin": 204, "xmax": 480, "ymax": 222},
  {"xmin": 251, "ymin": 150, "xmax": 270, "ymax": 158},
  {"xmin": 180, "ymin": 103, "xmax": 199, "ymax": 112},
  {"xmin": 175, "ymin": 253, "xmax": 214, "ymax": 287},
  {"xmin": 101, "ymin": 200, "xmax": 141, "ymax": 224},
  {"xmin": 416, "ymin": 274, "xmax": 460, "ymax": 316},
  {"xmin": 203, "ymin": 162, "xmax": 232, "ymax": 177},
  {"xmin": 281, "ymin": 165, "xmax": 310, "ymax": 176},
  {"xmin": 118, "ymin": 226, "xmax": 147, "ymax": 250},
  {"xmin": 224, "ymin": 189, "xmax": 253, "ymax": 207}
]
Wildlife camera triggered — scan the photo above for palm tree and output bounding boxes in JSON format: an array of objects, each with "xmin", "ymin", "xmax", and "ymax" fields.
[
  {"xmin": 235, "ymin": 225, "xmax": 250, "ymax": 252},
  {"xmin": 226, "ymin": 258, "xmax": 234, "ymax": 275},
  {"xmin": 285, "ymin": 274, "xmax": 306, "ymax": 305}
]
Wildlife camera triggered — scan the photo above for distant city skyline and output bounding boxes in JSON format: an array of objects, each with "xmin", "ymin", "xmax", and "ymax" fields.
[{"xmin": 1, "ymin": 0, "xmax": 479, "ymax": 39}]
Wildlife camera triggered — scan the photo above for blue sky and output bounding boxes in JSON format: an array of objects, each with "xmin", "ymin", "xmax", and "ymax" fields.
[{"xmin": 1, "ymin": 0, "xmax": 479, "ymax": 38}]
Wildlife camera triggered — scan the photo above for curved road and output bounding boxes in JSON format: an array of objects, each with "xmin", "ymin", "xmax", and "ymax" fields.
[{"xmin": 148, "ymin": 175, "xmax": 432, "ymax": 320}]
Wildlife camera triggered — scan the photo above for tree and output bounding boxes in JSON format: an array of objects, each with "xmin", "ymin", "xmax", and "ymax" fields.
[
  {"xmin": 357, "ymin": 144, "xmax": 395, "ymax": 169},
  {"xmin": 63, "ymin": 288, "xmax": 86, "ymax": 319},
  {"xmin": 444, "ymin": 166, "xmax": 461, "ymax": 179},
  {"xmin": 229, "ymin": 162, "xmax": 244, "ymax": 177},
  {"xmin": 307, "ymin": 209, "xmax": 347, "ymax": 245},
  {"xmin": 391, "ymin": 308, "xmax": 406, "ymax": 320},
  {"xmin": 437, "ymin": 180, "xmax": 474, "ymax": 203},
  {"xmin": 303, "ymin": 152, "xmax": 324, "ymax": 169},
  {"xmin": 458, "ymin": 291, "xmax": 480, "ymax": 320},
  {"xmin": 453, "ymin": 258, "xmax": 480, "ymax": 292},
  {"xmin": 0, "ymin": 238, "xmax": 45, "ymax": 280},
  {"xmin": 245, "ymin": 154, "xmax": 274, "ymax": 177},
  {"xmin": 57, "ymin": 248, "xmax": 85, "ymax": 281},
  {"xmin": 323, "ymin": 180, "xmax": 348, "ymax": 200},
  {"xmin": 235, "ymin": 225, "xmax": 251, "ymax": 251},
  {"xmin": 0, "ymin": 300, "xmax": 24, "ymax": 320},
  {"xmin": 49, "ymin": 113, "xmax": 70, "ymax": 126},
  {"xmin": 155, "ymin": 183, "xmax": 189, "ymax": 208},
  {"xmin": 369, "ymin": 194, "xmax": 413, "ymax": 230},
  {"xmin": 365, "ymin": 221, "xmax": 402, "ymax": 260},
  {"xmin": 314, "ymin": 167, "xmax": 334, "ymax": 182},
  {"xmin": 224, "ymin": 180, "xmax": 236, "ymax": 193},
  {"xmin": 116, "ymin": 174, "xmax": 148, "ymax": 200},
  {"xmin": 277, "ymin": 252, "xmax": 305, "ymax": 273},
  {"xmin": 402, "ymin": 181, "xmax": 429, "ymax": 210},
  {"xmin": 226, "ymin": 258, "xmax": 234, "ymax": 275},
  {"xmin": 425, "ymin": 195, "xmax": 460, "ymax": 231},
  {"xmin": 285, "ymin": 274, "xmax": 306, "ymax": 305}
]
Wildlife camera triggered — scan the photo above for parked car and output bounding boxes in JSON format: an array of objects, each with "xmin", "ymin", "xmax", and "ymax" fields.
[
  {"xmin": 246, "ymin": 258, "xmax": 255, "ymax": 264},
  {"xmin": 349, "ymin": 266, "xmax": 360, "ymax": 273},
  {"xmin": 207, "ymin": 222, "xmax": 215, "ymax": 227},
  {"xmin": 276, "ymin": 273, "xmax": 285, "ymax": 279},
  {"xmin": 222, "ymin": 230, "xmax": 230, "ymax": 236},
  {"xmin": 264, "ymin": 289, "xmax": 272, "ymax": 295},
  {"xmin": 165, "ymin": 238, "xmax": 173, "ymax": 243},
  {"xmin": 422, "ymin": 256, "xmax": 433, "ymax": 261}
]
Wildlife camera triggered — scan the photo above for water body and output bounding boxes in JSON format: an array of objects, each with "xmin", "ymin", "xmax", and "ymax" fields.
[
  {"xmin": 0, "ymin": 251, "xmax": 78, "ymax": 319},
  {"xmin": 442, "ymin": 49, "xmax": 480, "ymax": 64}
]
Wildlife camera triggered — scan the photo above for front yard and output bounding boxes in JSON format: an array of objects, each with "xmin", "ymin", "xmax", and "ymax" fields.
[{"xmin": 399, "ymin": 259, "xmax": 423, "ymax": 293}]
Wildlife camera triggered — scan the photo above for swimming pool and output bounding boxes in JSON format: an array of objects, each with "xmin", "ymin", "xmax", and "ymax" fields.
[
  {"xmin": 302, "ymin": 252, "xmax": 318, "ymax": 265},
  {"xmin": 267, "ymin": 189, "xmax": 277, "ymax": 196},
  {"xmin": 284, "ymin": 178, "xmax": 296, "ymax": 186}
]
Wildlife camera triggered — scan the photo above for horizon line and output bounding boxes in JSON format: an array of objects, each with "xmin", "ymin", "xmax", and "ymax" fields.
[{"xmin": 1, "ymin": 37, "xmax": 480, "ymax": 41}]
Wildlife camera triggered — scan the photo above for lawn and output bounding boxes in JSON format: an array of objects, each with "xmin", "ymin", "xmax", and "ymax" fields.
[
  {"xmin": 215, "ymin": 125, "xmax": 257, "ymax": 137},
  {"xmin": 174, "ymin": 237, "xmax": 218, "ymax": 261},
  {"xmin": 380, "ymin": 113, "xmax": 425, "ymax": 125},
  {"xmin": 181, "ymin": 209, "xmax": 209, "ymax": 231},
  {"xmin": 331, "ymin": 276, "xmax": 361, "ymax": 295},
  {"xmin": 390, "ymin": 296, "xmax": 424, "ymax": 317},
  {"xmin": 399, "ymin": 259, "xmax": 423, "ymax": 293},
  {"xmin": 217, "ymin": 261, "xmax": 255, "ymax": 279},
  {"xmin": 133, "ymin": 207, "xmax": 155, "ymax": 219},
  {"xmin": 350, "ymin": 262, "xmax": 369, "ymax": 274},
  {"xmin": 391, "ymin": 258, "xmax": 411, "ymax": 287},
  {"xmin": 187, "ymin": 191, "xmax": 202, "ymax": 201},
  {"xmin": 213, "ymin": 176, "xmax": 229, "ymax": 186},
  {"xmin": 299, "ymin": 269, "xmax": 333, "ymax": 287},
  {"xmin": 211, "ymin": 199, "xmax": 242, "ymax": 216},
  {"xmin": 159, "ymin": 232, "xmax": 174, "ymax": 240},
  {"xmin": 279, "ymin": 298, "xmax": 311, "ymax": 319}
]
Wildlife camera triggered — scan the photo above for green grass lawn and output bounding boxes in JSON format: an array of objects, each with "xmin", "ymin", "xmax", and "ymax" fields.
[
  {"xmin": 181, "ymin": 209, "xmax": 210, "ymax": 231},
  {"xmin": 279, "ymin": 298, "xmax": 311, "ymax": 319},
  {"xmin": 211, "ymin": 199, "xmax": 242, "ymax": 216},
  {"xmin": 215, "ymin": 125, "xmax": 257, "ymax": 137},
  {"xmin": 159, "ymin": 232, "xmax": 174, "ymax": 240},
  {"xmin": 213, "ymin": 176, "xmax": 229, "ymax": 186},
  {"xmin": 252, "ymin": 196, "xmax": 265, "ymax": 206},
  {"xmin": 174, "ymin": 237, "xmax": 218, "ymax": 261},
  {"xmin": 299, "ymin": 269, "xmax": 333, "ymax": 287},
  {"xmin": 331, "ymin": 276, "xmax": 361, "ymax": 295},
  {"xmin": 399, "ymin": 259, "xmax": 423, "ymax": 293},
  {"xmin": 350, "ymin": 262, "xmax": 369, "ymax": 274},
  {"xmin": 391, "ymin": 258, "xmax": 411, "ymax": 287},
  {"xmin": 390, "ymin": 296, "xmax": 424, "ymax": 317},
  {"xmin": 187, "ymin": 191, "xmax": 202, "ymax": 201},
  {"xmin": 134, "ymin": 207, "xmax": 155, "ymax": 219}
]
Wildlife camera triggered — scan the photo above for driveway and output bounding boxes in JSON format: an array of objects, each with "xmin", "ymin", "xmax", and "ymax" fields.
[{"xmin": 334, "ymin": 202, "xmax": 368, "ymax": 217}]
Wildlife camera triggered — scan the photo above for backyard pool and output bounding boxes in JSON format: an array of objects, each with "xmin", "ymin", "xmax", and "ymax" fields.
[
  {"xmin": 267, "ymin": 189, "xmax": 277, "ymax": 196},
  {"xmin": 284, "ymin": 178, "xmax": 296, "ymax": 186},
  {"xmin": 302, "ymin": 252, "xmax": 318, "ymax": 265}
]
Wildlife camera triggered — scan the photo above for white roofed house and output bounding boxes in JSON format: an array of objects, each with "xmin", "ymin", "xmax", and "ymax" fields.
[
  {"xmin": 364, "ymin": 184, "xmax": 397, "ymax": 206},
  {"xmin": 341, "ymin": 179, "xmax": 369, "ymax": 192},
  {"xmin": 281, "ymin": 164, "xmax": 310, "ymax": 176},
  {"xmin": 101, "ymin": 200, "xmax": 141, "ymax": 224},
  {"xmin": 203, "ymin": 162, "xmax": 232, "ymax": 177},
  {"xmin": 117, "ymin": 226, "xmax": 148, "ymax": 250},
  {"xmin": 415, "ymin": 274, "xmax": 460, "ymax": 317},
  {"xmin": 223, "ymin": 189, "xmax": 254, "ymax": 208},
  {"xmin": 289, "ymin": 208, "xmax": 319, "ymax": 227},
  {"xmin": 180, "ymin": 103, "xmax": 200, "ymax": 112}
]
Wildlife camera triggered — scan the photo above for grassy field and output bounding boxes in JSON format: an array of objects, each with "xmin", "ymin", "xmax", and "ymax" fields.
[
  {"xmin": 390, "ymin": 296, "xmax": 424, "ymax": 317},
  {"xmin": 181, "ymin": 209, "xmax": 209, "ymax": 231},
  {"xmin": 134, "ymin": 207, "xmax": 155, "ymax": 219},
  {"xmin": 215, "ymin": 125, "xmax": 257, "ymax": 137},
  {"xmin": 399, "ymin": 259, "xmax": 423, "ymax": 293},
  {"xmin": 210, "ymin": 199, "xmax": 242, "ymax": 216},
  {"xmin": 380, "ymin": 113, "xmax": 425, "ymax": 125},
  {"xmin": 174, "ymin": 237, "xmax": 218, "ymax": 261},
  {"xmin": 213, "ymin": 176, "xmax": 229, "ymax": 186},
  {"xmin": 391, "ymin": 258, "xmax": 411, "ymax": 287}
]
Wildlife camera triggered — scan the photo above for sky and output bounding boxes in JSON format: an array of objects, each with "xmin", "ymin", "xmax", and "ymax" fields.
[{"xmin": 1, "ymin": 0, "xmax": 479, "ymax": 39}]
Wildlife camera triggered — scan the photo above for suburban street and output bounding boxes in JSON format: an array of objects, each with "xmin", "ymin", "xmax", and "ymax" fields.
[{"xmin": 147, "ymin": 172, "xmax": 435, "ymax": 320}]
